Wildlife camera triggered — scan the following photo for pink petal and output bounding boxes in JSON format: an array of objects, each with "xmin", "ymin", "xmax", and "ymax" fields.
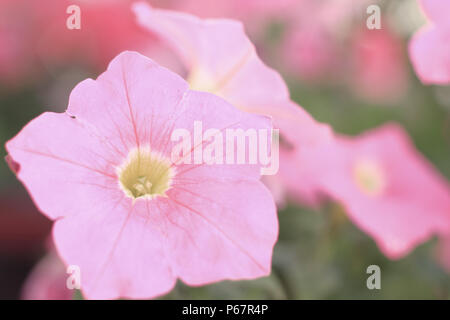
[
  {"xmin": 53, "ymin": 199, "xmax": 176, "ymax": 299},
  {"xmin": 314, "ymin": 124, "xmax": 450, "ymax": 258},
  {"xmin": 5, "ymin": 112, "xmax": 120, "ymax": 220},
  {"xmin": 5, "ymin": 154, "xmax": 20, "ymax": 174},
  {"xmin": 164, "ymin": 180, "xmax": 277, "ymax": 284},
  {"xmin": 133, "ymin": 3, "xmax": 332, "ymax": 205},
  {"xmin": 420, "ymin": 0, "xmax": 450, "ymax": 27},
  {"xmin": 133, "ymin": 2, "xmax": 329, "ymax": 142},
  {"xmin": 409, "ymin": 25, "xmax": 450, "ymax": 85},
  {"xmin": 134, "ymin": 2, "xmax": 254, "ymax": 88},
  {"xmin": 133, "ymin": 1, "xmax": 289, "ymax": 117},
  {"xmin": 350, "ymin": 27, "xmax": 408, "ymax": 103},
  {"xmin": 168, "ymin": 89, "xmax": 272, "ymax": 180},
  {"xmin": 281, "ymin": 25, "xmax": 335, "ymax": 81},
  {"xmin": 67, "ymin": 51, "xmax": 190, "ymax": 155}
]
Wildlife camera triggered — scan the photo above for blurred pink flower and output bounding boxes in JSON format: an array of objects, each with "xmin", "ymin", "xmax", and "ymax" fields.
[
  {"xmin": 0, "ymin": 0, "xmax": 161, "ymax": 85},
  {"xmin": 22, "ymin": 252, "xmax": 72, "ymax": 300},
  {"xmin": 0, "ymin": 0, "xmax": 38, "ymax": 86},
  {"xmin": 6, "ymin": 51, "xmax": 278, "ymax": 299},
  {"xmin": 279, "ymin": 0, "xmax": 373, "ymax": 81},
  {"xmin": 313, "ymin": 124, "xmax": 450, "ymax": 258},
  {"xmin": 134, "ymin": 2, "xmax": 332, "ymax": 205},
  {"xmin": 350, "ymin": 27, "xmax": 408, "ymax": 104},
  {"xmin": 281, "ymin": 25, "xmax": 336, "ymax": 81},
  {"xmin": 35, "ymin": 0, "xmax": 155, "ymax": 70},
  {"xmin": 409, "ymin": 0, "xmax": 450, "ymax": 84},
  {"xmin": 155, "ymin": 0, "xmax": 297, "ymax": 36}
]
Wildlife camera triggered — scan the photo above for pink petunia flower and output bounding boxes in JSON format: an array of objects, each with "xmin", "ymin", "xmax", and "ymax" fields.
[
  {"xmin": 279, "ymin": 0, "xmax": 373, "ymax": 82},
  {"xmin": 349, "ymin": 27, "xmax": 408, "ymax": 104},
  {"xmin": 409, "ymin": 0, "xmax": 450, "ymax": 85},
  {"xmin": 6, "ymin": 51, "xmax": 278, "ymax": 299},
  {"xmin": 281, "ymin": 24, "xmax": 336, "ymax": 81},
  {"xmin": 312, "ymin": 124, "xmax": 450, "ymax": 258},
  {"xmin": 133, "ymin": 2, "xmax": 332, "ymax": 204}
]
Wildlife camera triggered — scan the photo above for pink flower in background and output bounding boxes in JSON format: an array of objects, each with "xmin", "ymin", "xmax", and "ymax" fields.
[
  {"xmin": 350, "ymin": 27, "xmax": 408, "ymax": 104},
  {"xmin": 0, "ymin": 0, "xmax": 38, "ymax": 86},
  {"xmin": 0, "ymin": 0, "xmax": 165, "ymax": 85},
  {"xmin": 282, "ymin": 25, "xmax": 336, "ymax": 81},
  {"xmin": 6, "ymin": 52, "xmax": 278, "ymax": 299},
  {"xmin": 134, "ymin": 3, "xmax": 330, "ymax": 143},
  {"xmin": 313, "ymin": 124, "xmax": 450, "ymax": 258},
  {"xmin": 134, "ymin": 2, "xmax": 332, "ymax": 205},
  {"xmin": 22, "ymin": 252, "xmax": 72, "ymax": 300},
  {"xmin": 279, "ymin": 0, "xmax": 372, "ymax": 81},
  {"xmin": 174, "ymin": 0, "xmax": 297, "ymax": 19},
  {"xmin": 154, "ymin": 0, "xmax": 298, "ymax": 36},
  {"xmin": 35, "ymin": 0, "xmax": 155, "ymax": 70},
  {"xmin": 409, "ymin": 0, "xmax": 450, "ymax": 84}
]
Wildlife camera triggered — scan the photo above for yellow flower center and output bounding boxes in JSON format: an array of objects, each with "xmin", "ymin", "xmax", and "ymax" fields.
[
  {"xmin": 187, "ymin": 67, "xmax": 218, "ymax": 94},
  {"xmin": 117, "ymin": 147, "xmax": 174, "ymax": 200},
  {"xmin": 353, "ymin": 159, "xmax": 386, "ymax": 197}
]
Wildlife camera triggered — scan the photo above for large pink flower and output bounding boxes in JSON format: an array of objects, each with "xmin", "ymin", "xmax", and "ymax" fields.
[
  {"xmin": 133, "ymin": 2, "xmax": 332, "ymax": 204},
  {"xmin": 409, "ymin": 0, "xmax": 450, "ymax": 84},
  {"xmin": 5, "ymin": 51, "xmax": 278, "ymax": 299},
  {"xmin": 312, "ymin": 124, "xmax": 450, "ymax": 258}
]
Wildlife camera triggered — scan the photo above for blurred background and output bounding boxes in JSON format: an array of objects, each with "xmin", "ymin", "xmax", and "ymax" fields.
[{"xmin": 0, "ymin": 0, "xmax": 449, "ymax": 299}]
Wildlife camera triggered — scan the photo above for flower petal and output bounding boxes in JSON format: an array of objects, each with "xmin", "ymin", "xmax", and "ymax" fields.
[
  {"xmin": 53, "ymin": 199, "xmax": 176, "ymax": 299},
  {"xmin": 314, "ymin": 124, "xmax": 450, "ymax": 258},
  {"xmin": 67, "ymin": 51, "xmax": 190, "ymax": 155},
  {"xmin": 5, "ymin": 112, "xmax": 120, "ymax": 220},
  {"xmin": 164, "ymin": 180, "xmax": 277, "ymax": 284},
  {"xmin": 409, "ymin": 25, "xmax": 450, "ymax": 85},
  {"xmin": 134, "ymin": 2, "xmax": 254, "ymax": 90},
  {"xmin": 7, "ymin": 51, "xmax": 279, "ymax": 299},
  {"xmin": 420, "ymin": 0, "xmax": 450, "ymax": 27}
]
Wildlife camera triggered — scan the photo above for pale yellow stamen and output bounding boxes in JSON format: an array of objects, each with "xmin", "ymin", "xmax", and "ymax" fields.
[
  {"xmin": 117, "ymin": 147, "xmax": 174, "ymax": 200},
  {"xmin": 353, "ymin": 158, "xmax": 386, "ymax": 197},
  {"xmin": 187, "ymin": 67, "xmax": 218, "ymax": 94}
]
